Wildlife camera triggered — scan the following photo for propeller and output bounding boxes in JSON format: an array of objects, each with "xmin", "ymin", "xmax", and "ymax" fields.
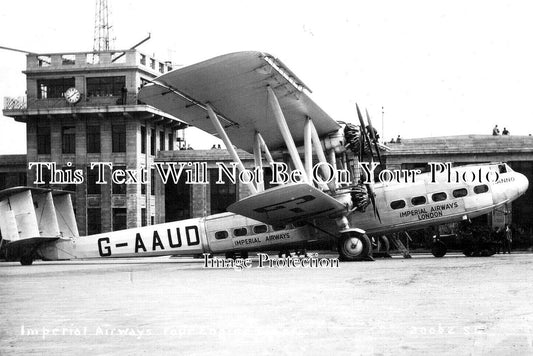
[
  {"xmin": 365, "ymin": 108, "xmax": 383, "ymax": 166},
  {"xmin": 356, "ymin": 103, "xmax": 382, "ymax": 223}
]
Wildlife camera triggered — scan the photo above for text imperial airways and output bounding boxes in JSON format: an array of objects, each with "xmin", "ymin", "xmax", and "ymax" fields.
[{"xmin": 28, "ymin": 161, "xmax": 503, "ymax": 186}]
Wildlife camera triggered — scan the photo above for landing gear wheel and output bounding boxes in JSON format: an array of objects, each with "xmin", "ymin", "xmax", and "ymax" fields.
[
  {"xmin": 463, "ymin": 248, "xmax": 473, "ymax": 257},
  {"xmin": 20, "ymin": 255, "xmax": 33, "ymax": 266},
  {"xmin": 431, "ymin": 241, "xmax": 447, "ymax": 257},
  {"xmin": 378, "ymin": 236, "xmax": 390, "ymax": 254},
  {"xmin": 225, "ymin": 252, "xmax": 236, "ymax": 259},
  {"xmin": 338, "ymin": 232, "xmax": 373, "ymax": 261},
  {"xmin": 240, "ymin": 251, "xmax": 249, "ymax": 259}
]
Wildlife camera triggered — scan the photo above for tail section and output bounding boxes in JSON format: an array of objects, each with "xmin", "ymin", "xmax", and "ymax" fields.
[{"xmin": 0, "ymin": 187, "xmax": 78, "ymax": 264}]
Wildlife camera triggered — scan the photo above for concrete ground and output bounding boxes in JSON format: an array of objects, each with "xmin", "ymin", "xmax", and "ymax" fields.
[{"xmin": 1, "ymin": 253, "xmax": 533, "ymax": 355}]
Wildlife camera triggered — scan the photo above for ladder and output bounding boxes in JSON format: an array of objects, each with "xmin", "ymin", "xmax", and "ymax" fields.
[{"xmin": 389, "ymin": 232, "xmax": 412, "ymax": 258}]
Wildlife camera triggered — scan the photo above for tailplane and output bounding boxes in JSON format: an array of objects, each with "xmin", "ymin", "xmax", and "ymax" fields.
[{"xmin": 0, "ymin": 187, "xmax": 78, "ymax": 264}]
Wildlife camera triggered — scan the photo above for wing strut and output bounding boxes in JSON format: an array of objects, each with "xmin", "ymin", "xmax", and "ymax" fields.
[
  {"xmin": 257, "ymin": 133, "xmax": 274, "ymax": 165},
  {"xmin": 267, "ymin": 86, "xmax": 309, "ymax": 184},
  {"xmin": 304, "ymin": 117, "xmax": 313, "ymax": 179},
  {"xmin": 205, "ymin": 104, "xmax": 258, "ymax": 195},
  {"xmin": 310, "ymin": 122, "xmax": 337, "ymax": 193},
  {"xmin": 253, "ymin": 132, "xmax": 265, "ymax": 192}
]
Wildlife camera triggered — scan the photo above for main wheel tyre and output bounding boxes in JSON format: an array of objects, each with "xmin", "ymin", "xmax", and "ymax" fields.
[
  {"xmin": 431, "ymin": 241, "xmax": 447, "ymax": 257},
  {"xmin": 20, "ymin": 255, "xmax": 33, "ymax": 266},
  {"xmin": 338, "ymin": 233, "xmax": 372, "ymax": 261}
]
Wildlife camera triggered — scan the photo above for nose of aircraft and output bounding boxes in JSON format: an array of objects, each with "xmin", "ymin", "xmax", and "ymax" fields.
[{"xmin": 517, "ymin": 172, "xmax": 529, "ymax": 196}]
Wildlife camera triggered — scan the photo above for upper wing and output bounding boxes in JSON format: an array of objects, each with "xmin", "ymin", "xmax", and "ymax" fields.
[{"xmin": 138, "ymin": 51, "xmax": 340, "ymax": 153}]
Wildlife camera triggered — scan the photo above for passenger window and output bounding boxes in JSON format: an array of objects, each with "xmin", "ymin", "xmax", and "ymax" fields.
[
  {"xmin": 215, "ymin": 231, "xmax": 228, "ymax": 240},
  {"xmin": 253, "ymin": 225, "xmax": 268, "ymax": 234},
  {"xmin": 233, "ymin": 227, "xmax": 247, "ymax": 236},
  {"xmin": 273, "ymin": 225, "xmax": 287, "ymax": 231},
  {"xmin": 390, "ymin": 200, "xmax": 406, "ymax": 210},
  {"xmin": 411, "ymin": 196, "xmax": 426, "ymax": 206},
  {"xmin": 453, "ymin": 188, "xmax": 468, "ymax": 198},
  {"xmin": 474, "ymin": 184, "xmax": 489, "ymax": 194},
  {"xmin": 294, "ymin": 221, "xmax": 307, "ymax": 228},
  {"xmin": 498, "ymin": 164, "xmax": 507, "ymax": 174},
  {"xmin": 432, "ymin": 192, "xmax": 447, "ymax": 202}
]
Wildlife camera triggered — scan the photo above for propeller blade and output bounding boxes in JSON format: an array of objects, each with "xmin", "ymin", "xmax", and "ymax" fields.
[
  {"xmin": 368, "ymin": 184, "xmax": 382, "ymax": 223},
  {"xmin": 365, "ymin": 109, "xmax": 383, "ymax": 165},
  {"xmin": 356, "ymin": 103, "xmax": 382, "ymax": 223},
  {"xmin": 356, "ymin": 104, "xmax": 374, "ymax": 161}
]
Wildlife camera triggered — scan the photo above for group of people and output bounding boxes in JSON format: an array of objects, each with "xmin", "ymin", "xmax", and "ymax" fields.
[
  {"xmin": 492, "ymin": 125, "xmax": 510, "ymax": 136},
  {"xmin": 492, "ymin": 224, "xmax": 513, "ymax": 254},
  {"xmin": 210, "ymin": 144, "xmax": 223, "ymax": 149}
]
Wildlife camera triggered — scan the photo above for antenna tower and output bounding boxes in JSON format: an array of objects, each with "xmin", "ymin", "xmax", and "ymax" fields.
[{"xmin": 93, "ymin": 0, "xmax": 113, "ymax": 52}]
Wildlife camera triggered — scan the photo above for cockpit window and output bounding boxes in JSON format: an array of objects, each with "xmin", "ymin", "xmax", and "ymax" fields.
[
  {"xmin": 390, "ymin": 200, "xmax": 406, "ymax": 210},
  {"xmin": 474, "ymin": 184, "xmax": 489, "ymax": 194},
  {"xmin": 498, "ymin": 164, "xmax": 507, "ymax": 174},
  {"xmin": 411, "ymin": 196, "xmax": 426, "ymax": 206},
  {"xmin": 432, "ymin": 192, "xmax": 447, "ymax": 202},
  {"xmin": 453, "ymin": 188, "xmax": 468, "ymax": 198},
  {"xmin": 253, "ymin": 225, "xmax": 268, "ymax": 234},
  {"xmin": 233, "ymin": 227, "xmax": 247, "ymax": 237}
]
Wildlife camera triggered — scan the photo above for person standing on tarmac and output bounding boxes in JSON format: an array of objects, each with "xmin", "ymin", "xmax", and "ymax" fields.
[{"xmin": 503, "ymin": 224, "xmax": 512, "ymax": 254}]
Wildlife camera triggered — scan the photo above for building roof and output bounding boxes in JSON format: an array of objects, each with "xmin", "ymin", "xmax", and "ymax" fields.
[
  {"xmin": 156, "ymin": 149, "xmax": 254, "ymax": 162},
  {"xmin": 384, "ymin": 135, "xmax": 533, "ymax": 156}
]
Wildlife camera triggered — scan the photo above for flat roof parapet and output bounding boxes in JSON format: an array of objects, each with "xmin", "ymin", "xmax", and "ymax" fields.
[{"xmin": 25, "ymin": 49, "xmax": 173, "ymax": 75}]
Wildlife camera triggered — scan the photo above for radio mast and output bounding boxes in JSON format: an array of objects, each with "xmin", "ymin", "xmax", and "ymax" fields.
[{"xmin": 93, "ymin": 0, "xmax": 114, "ymax": 52}]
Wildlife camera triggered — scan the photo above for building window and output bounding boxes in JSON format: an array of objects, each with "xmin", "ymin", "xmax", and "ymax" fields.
[
  {"xmin": 37, "ymin": 124, "xmax": 51, "ymax": 154},
  {"xmin": 150, "ymin": 129, "xmax": 156, "ymax": 155},
  {"xmin": 168, "ymin": 133, "xmax": 173, "ymax": 151},
  {"xmin": 62, "ymin": 126, "xmax": 76, "ymax": 154},
  {"xmin": 141, "ymin": 126, "xmax": 146, "ymax": 154},
  {"xmin": 141, "ymin": 208, "xmax": 147, "ymax": 227},
  {"xmin": 37, "ymin": 77, "xmax": 75, "ymax": 99},
  {"xmin": 87, "ymin": 208, "xmax": 101, "ymax": 235},
  {"xmin": 61, "ymin": 166, "xmax": 77, "ymax": 192},
  {"xmin": 86, "ymin": 125, "xmax": 100, "ymax": 153},
  {"xmin": 86, "ymin": 76, "xmax": 126, "ymax": 97},
  {"xmin": 150, "ymin": 168, "xmax": 156, "ymax": 195},
  {"xmin": 87, "ymin": 166, "xmax": 101, "ymax": 195},
  {"xmin": 209, "ymin": 169, "xmax": 237, "ymax": 214},
  {"xmin": 112, "ymin": 124, "xmax": 126, "ymax": 152},
  {"xmin": 141, "ymin": 180, "xmax": 146, "ymax": 195},
  {"xmin": 112, "ymin": 208, "xmax": 127, "ymax": 231},
  {"xmin": 160, "ymin": 131, "xmax": 165, "ymax": 151},
  {"xmin": 112, "ymin": 166, "xmax": 126, "ymax": 194}
]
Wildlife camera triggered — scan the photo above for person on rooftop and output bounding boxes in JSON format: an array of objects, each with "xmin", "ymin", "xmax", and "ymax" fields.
[{"xmin": 492, "ymin": 125, "xmax": 500, "ymax": 135}]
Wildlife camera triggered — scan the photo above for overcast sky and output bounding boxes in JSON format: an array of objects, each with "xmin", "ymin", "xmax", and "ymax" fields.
[{"xmin": 1, "ymin": 0, "xmax": 532, "ymax": 153}]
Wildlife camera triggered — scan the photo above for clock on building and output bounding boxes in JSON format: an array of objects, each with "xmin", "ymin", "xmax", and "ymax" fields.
[{"xmin": 64, "ymin": 87, "xmax": 81, "ymax": 104}]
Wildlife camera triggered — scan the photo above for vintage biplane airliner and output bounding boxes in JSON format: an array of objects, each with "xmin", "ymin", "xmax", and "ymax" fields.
[{"xmin": 0, "ymin": 51, "xmax": 529, "ymax": 265}]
